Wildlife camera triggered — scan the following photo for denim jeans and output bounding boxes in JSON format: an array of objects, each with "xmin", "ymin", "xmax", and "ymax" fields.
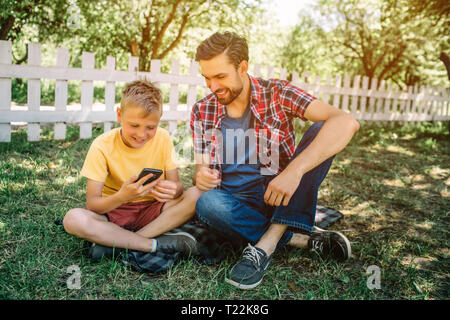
[{"xmin": 196, "ymin": 121, "xmax": 334, "ymax": 251}]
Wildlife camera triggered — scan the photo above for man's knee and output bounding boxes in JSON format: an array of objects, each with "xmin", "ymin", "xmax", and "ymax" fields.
[{"xmin": 196, "ymin": 189, "xmax": 229, "ymax": 224}]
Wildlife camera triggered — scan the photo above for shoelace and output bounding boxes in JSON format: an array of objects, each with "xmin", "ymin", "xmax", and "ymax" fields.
[
  {"xmin": 242, "ymin": 244, "xmax": 263, "ymax": 266},
  {"xmin": 311, "ymin": 239, "xmax": 324, "ymax": 253}
]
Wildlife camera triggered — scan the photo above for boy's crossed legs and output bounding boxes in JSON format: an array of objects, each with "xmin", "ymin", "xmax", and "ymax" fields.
[{"xmin": 63, "ymin": 186, "xmax": 204, "ymax": 258}]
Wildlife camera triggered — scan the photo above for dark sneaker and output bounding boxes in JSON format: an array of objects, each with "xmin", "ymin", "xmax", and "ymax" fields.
[
  {"xmin": 225, "ymin": 244, "xmax": 273, "ymax": 290},
  {"xmin": 308, "ymin": 227, "xmax": 351, "ymax": 261},
  {"xmin": 155, "ymin": 232, "xmax": 199, "ymax": 255},
  {"xmin": 89, "ymin": 243, "xmax": 125, "ymax": 261}
]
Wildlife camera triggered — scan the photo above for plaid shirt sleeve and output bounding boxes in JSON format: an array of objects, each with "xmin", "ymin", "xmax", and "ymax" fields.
[
  {"xmin": 278, "ymin": 81, "xmax": 316, "ymax": 121},
  {"xmin": 190, "ymin": 102, "xmax": 204, "ymax": 155}
]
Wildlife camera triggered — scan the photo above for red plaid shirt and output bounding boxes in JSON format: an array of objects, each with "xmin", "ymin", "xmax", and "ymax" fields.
[{"xmin": 190, "ymin": 75, "xmax": 316, "ymax": 174}]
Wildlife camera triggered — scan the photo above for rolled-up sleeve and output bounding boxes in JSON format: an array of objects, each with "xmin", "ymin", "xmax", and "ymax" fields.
[{"xmin": 279, "ymin": 81, "xmax": 316, "ymax": 121}]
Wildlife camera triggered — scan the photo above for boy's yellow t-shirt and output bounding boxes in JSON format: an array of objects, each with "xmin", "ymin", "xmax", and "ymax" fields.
[{"xmin": 80, "ymin": 127, "xmax": 178, "ymax": 202}]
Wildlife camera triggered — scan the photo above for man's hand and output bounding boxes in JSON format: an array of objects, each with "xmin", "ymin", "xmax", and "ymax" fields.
[
  {"xmin": 195, "ymin": 166, "xmax": 221, "ymax": 191},
  {"xmin": 151, "ymin": 180, "xmax": 178, "ymax": 203},
  {"xmin": 117, "ymin": 173, "xmax": 161, "ymax": 203},
  {"xmin": 264, "ymin": 169, "xmax": 302, "ymax": 207}
]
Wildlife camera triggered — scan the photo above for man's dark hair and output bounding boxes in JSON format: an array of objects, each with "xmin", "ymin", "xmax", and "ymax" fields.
[{"xmin": 195, "ymin": 31, "xmax": 249, "ymax": 69}]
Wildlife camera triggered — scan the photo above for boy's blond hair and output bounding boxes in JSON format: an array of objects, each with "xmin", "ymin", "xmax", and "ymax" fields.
[{"xmin": 120, "ymin": 79, "xmax": 162, "ymax": 115}]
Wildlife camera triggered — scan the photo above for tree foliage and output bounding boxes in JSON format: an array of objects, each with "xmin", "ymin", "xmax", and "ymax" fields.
[
  {"xmin": 1, "ymin": 0, "xmax": 448, "ymax": 87},
  {"xmin": 281, "ymin": 0, "xmax": 449, "ymax": 88},
  {"xmin": 0, "ymin": 0, "xmax": 264, "ymax": 71}
]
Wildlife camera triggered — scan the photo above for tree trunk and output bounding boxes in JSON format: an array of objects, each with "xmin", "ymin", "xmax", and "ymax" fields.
[{"xmin": 439, "ymin": 52, "xmax": 450, "ymax": 81}]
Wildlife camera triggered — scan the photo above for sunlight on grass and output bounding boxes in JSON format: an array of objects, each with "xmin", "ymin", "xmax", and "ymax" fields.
[
  {"xmin": 0, "ymin": 122, "xmax": 449, "ymax": 299},
  {"xmin": 382, "ymin": 178, "xmax": 406, "ymax": 188},
  {"xmin": 426, "ymin": 166, "xmax": 449, "ymax": 180}
]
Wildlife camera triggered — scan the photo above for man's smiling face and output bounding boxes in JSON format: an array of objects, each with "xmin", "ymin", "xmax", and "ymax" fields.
[{"xmin": 199, "ymin": 52, "xmax": 246, "ymax": 105}]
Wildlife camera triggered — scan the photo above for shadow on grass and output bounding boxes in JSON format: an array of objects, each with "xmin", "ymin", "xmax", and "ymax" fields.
[{"xmin": 0, "ymin": 122, "xmax": 449, "ymax": 299}]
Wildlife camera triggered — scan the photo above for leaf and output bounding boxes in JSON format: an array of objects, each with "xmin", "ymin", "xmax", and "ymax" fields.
[{"xmin": 288, "ymin": 282, "xmax": 299, "ymax": 292}]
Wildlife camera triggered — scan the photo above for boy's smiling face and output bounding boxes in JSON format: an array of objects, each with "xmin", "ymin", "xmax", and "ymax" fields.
[{"xmin": 117, "ymin": 103, "xmax": 161, "ymax": 149}]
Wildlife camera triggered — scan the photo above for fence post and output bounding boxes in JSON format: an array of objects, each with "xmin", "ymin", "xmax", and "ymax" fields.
[
  {"xmin": 382, "ymin": 82, "xmax": 392, "ymax": 125},
  {"xmin": 332, "ymin": 74, "xmax": 342, "ymax": 109},
  {"xmin": 168, "ymin": 59, "xmax": 180, "ymax": 133},
  {"xmin": 399, "ymin": 86, "xmax": 407, "ymax": 125},
  {"xmin": 104, "ymin": 56, "xmax": 116, "ymax": 133},
  {"xmin": 342, "ymin": 74, "xmax": 351, "ymax": 113},
  {"xmin": 411, "ymin": 84, "xmax": 419, "ymax": 125},
  {"xmin": 186, "ymin": 60, "xmax": 199, "ymax": 128},
  {"xmin": 291, "ymin": 71, "xmax": 299, "ymax": 84},
  {"xmin": 0, "ymin": 40, "xmax": 12, "ymax": 142},
  {"xmin": 426, "ymin": 85, "xmax": 433, "ymax": 121},
  {"xmin": 418, "ymin": 85, "xmax": 426, "ymax": 125},
  {"xmin": 368, "ymin": 78, "xmax": 378, "ymax": 124},
  {"xmin": 392, "ymin": 85, "xmax": 401, "ymax": 126},
  {"xmin": 360, "ymin": 76, "xmax": 369, "ymax": 123},
  {"xmin": 322, "ymin": 74, "xmax": 332, "ymax": 105},
  {"xmin": 279, "ymin": 68, "xmax": 287, "ymax": 80},
  {"xmin": 405, "ymin": 86, "xmax": 413, "ymax": 125},
  {"xmin": 80, "ymin": 52, "xmax": 95, "ymax": 139},
  {"xmin": 438, "ymin": 87, "xmax": 448, "ymax": 122},
  {"xmin": 27, "ymin": 43, "xmax": 41, "ymax": 141},
  {"xmin": 313, "ymin": 74, "xmax": 321, "ymax": 101},
  {"xmin": 54, "ymin": 47, "xmax": 69, "ymax": 140},
  {"xmin": 150, "ymin": 60, "xmax": 161, "ymax": 88},
  {"xmin": 375, "ymin": 80, "xmax": 385, "ymax": 125},
  {"xmin": 351, "ymin": 75, "xmax": 360, "ymax": 120},
  {"xmin": 253, "ymin": 64, "xmax": 261, "ymax": 78},
  {"xmin": 267, "ymin": 65, "xmax": 274, "ymax": 79},
  {"xmin": 129, "ymin": 56, "xmax": 139, "ymax": 74}
]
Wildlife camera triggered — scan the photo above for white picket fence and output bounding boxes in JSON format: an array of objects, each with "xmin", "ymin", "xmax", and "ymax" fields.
[{"xmin": 0, "ymin": 40, "xmax": 449, "ymax": 142}]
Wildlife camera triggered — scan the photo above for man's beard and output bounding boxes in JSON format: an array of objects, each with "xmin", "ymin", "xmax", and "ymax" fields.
[{"xmin": 215, "ymin": 85, "xmax": 243, "ymax": 105}]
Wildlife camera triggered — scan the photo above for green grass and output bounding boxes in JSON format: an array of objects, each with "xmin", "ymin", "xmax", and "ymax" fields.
[{"xmin": 0, "ymin": 121, "xmax": 449, "ymax": 300}]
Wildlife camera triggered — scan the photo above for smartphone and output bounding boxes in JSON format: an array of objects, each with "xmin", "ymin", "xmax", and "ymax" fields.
[{"xmin": 136, "ymin": 168, "xmax": 163, "ymax": 185}]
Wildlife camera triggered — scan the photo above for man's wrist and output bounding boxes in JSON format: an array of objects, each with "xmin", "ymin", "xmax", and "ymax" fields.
[{"xmin": 284, "ymin": 162, "xmax": 306, "ymax": 181}]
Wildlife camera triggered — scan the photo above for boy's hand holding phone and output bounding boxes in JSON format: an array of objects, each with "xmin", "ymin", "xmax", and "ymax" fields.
[{"xmin": 117, "ymin": 172, "xmax": 161, "ymax": 203}]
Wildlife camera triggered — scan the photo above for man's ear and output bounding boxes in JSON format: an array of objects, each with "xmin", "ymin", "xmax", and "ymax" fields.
[{"xmin": 239, "ymin": 60, "xmax": 248, "ymax": 75}]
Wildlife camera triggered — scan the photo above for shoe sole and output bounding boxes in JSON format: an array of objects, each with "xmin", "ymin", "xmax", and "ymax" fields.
[
  {"xmin": 162, "ymin": 231, "xmax": 197, "ymax": 243},
  {"xmin": 161, "ymin": 231, "xmax": 198, "ymax": 255},
  {"xmin": 225, "ymin": 276, "xmax": 264, "ymax": 290},
  {"xmin": 313, "ymin": 226, "xmax": 352, "ymax": 260},
  {"xmin": 89, "ymin": 243, "xmax": 124, "ymax": 261}
]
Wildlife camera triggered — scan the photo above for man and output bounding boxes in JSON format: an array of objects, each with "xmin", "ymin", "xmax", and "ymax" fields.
[{"xmin": 190, "ymin": 32, "xmax": 360, "ymax": 289}]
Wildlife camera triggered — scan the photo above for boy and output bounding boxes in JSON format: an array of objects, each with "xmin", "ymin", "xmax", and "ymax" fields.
[{"xmin": 63, "ymin": 80, "xmax": 203, "ymax": 260}]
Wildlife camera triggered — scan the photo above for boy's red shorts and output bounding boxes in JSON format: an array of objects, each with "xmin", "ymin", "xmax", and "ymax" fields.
[{"xmin": 106, "ymin": 200, "xmax": 164, "ymax": 232}]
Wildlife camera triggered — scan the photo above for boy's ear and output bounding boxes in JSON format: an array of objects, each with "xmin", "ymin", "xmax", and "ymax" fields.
[{"xmin": 116, "ymin": 106, "xmax": 122, "ymax": 123}]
